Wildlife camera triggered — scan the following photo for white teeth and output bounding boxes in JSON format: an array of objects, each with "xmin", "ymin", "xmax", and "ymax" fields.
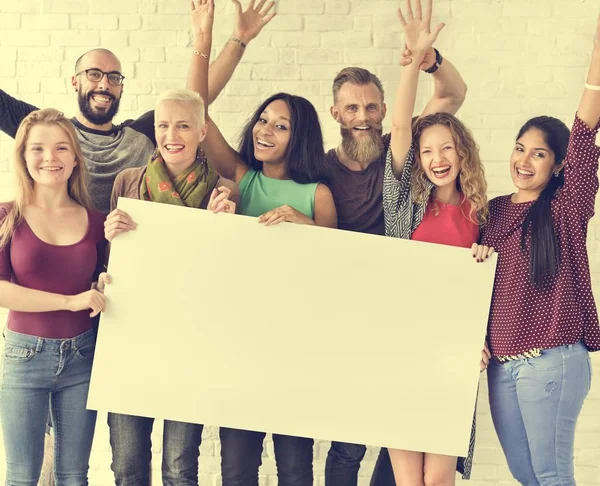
[
  {"xmin": 166, "ymin": 144, "xmax": 184, "ymax": 151},
  {"xmin": 40, "ymin": 167, "xmax": 62, "ymax": 171},
  {"xmin": 92, "ymin": 95, "xmax": 110, "ymax": 102},
  {"xmin": 354, "ymin": 126, "xmax": 369, "ymax": 130},
  {"xmin": 257, "ymin": 138, "xmax": 274, "ymax": 147},
  {"xmin": 517, "ymin": 168, "xmax": 533, "ymax": 176},
  {"xmin": 432, "ymin": 166, "xmax": 450, "ymax": 174}
]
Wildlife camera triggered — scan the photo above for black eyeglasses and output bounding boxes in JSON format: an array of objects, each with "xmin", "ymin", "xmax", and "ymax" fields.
[{"xmin": 75, "ymin": 68, "xmax": 125, "ymax": 86}]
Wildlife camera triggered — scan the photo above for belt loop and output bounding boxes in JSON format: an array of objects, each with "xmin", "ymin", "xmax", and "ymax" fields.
[{"xmin": 35, "ymin": 338, "xmax": 43, "ymax": 353}]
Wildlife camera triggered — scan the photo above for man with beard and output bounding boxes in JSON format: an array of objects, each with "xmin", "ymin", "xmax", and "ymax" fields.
[{"xmin": 324, "ymin": 50, "xmax": 468, "ymax": 486}]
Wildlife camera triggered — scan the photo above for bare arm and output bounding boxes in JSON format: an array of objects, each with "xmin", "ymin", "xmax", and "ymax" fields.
[
  {"xmin": 206, "ymin": 0, "xmax": 276, "ymax": 104},
  {"xmin": 0, "ymin": 281, "xmax": 105, "ymax": 317},
  {"xmin": 314, "ymin": 184, "xmax": 338, "ymax": 228},
  {"xmin": 188, "ymin": 0, "xmax": 249, "ymax": 183},
  {"xmin": 0, "ymin": 281, "xmax": 69, "ymax": 312},
  {"xmin": 391, "ymin": 0, "xmax": 445, "ymax": 178},
  {"xmin": 420, "ymin": 54, "xmax": 468, "ymax": 117},
  {"xmin": 579, "ymin": 15, "xmax": 600, "ymax": 129}
]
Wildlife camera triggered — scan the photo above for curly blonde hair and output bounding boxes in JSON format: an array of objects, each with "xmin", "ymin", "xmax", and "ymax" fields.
[{"xmin": 411, "ymin": 113, "xmax": 488, "ymax": 224}]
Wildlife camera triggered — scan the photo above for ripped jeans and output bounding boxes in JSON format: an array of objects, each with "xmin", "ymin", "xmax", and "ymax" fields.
[{"xmin": 487, "ymin": 341, "xmax": 591, "ymax": 486}]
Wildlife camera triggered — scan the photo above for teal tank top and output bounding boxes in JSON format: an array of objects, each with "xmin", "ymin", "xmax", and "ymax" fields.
[{"xmin": 238, "ymin": 169, "xmax": 318, "ymax": 218}]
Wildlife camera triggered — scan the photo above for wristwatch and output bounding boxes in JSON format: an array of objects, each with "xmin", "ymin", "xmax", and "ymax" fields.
[{"xmin": 424, "ymin": 48, "xmax": 443, "ymax": 74}]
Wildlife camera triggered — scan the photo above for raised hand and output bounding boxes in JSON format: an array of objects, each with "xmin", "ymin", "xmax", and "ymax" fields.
[
  {"xmin": 231, "ymin": 0, "xmax": 276, "ymax": 44},
  {"xmin": 397, "ymin": 0, "xmax": 444, "ymax": 59},
  {"xmin": 190, "ymin": 0, "xmax": 215, "ymax": 39}
]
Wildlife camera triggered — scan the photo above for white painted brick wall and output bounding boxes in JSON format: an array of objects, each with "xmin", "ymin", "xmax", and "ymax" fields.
[{"xmin": 0, "ymin": 0, "xmax": 598, "ymax": 484}]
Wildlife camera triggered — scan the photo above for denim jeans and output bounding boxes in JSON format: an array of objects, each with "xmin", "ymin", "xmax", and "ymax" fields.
[
  {"xmin": 487, "ymin": 341, "xmax": 592, "ymax": 486},
  {"xmin": 107, "ymin": 413, "xmax": 203, "ymax": 486},
  {"xmin": 219, "ymin": 427, "xmax": 313, "ymax": 486},
  {"xmin": 325, "ymin": 442, "xmax": 395, "ymax": 486},
  {"xmin": 0, "ymin": 328, "xmax": 97, "ymax": 486}
]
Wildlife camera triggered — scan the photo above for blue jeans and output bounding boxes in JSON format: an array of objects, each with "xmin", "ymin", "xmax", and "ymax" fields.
[
  {"xmin": 219, "ymin": 427, "xmax": 313, "ymax": 486},
  {"xmin": 325, "ymin": 442, "xmax": 395, "ymax": 486},
  {"xmin": 0, "ymin": 328, "xmax": 97, "ymax": 486},
  {"xmin": 487, "ymin": 341, "xmax": 592, "ymax": 486},
  {"xmin": 108, "ymin": 413, "xmax": 203, "ymax": 485}
]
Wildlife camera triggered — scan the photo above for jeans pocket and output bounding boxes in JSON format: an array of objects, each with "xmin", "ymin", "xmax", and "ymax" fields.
[
  {"xmin": 524, "ymin": 349, "xmax": 563, "ymax": 371},
  {"xmin": 4, "ymin": 344, "xmax": 36, "ymax": 363},
  {"xmin": 75, "ymin": 341, "xmax": 96, "ymax": 361}
]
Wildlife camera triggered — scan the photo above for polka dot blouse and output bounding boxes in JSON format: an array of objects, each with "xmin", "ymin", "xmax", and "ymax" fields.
[{"xmin": 481, "ymin": 114, "xmax": 600, "ymax": 356}]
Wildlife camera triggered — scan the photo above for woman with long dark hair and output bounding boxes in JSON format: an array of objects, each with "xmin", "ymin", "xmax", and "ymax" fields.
[
  {"xmin": 183, "ymin": 1, "xmax": 336, "ymax": 485},
  {"xmin": 473, "ymin": 15, "xmax": 600, "ymax": 485}
]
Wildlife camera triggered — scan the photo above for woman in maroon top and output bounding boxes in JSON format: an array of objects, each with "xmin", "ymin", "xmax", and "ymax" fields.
[
  {"xmin": 473, "ymin": 17, "xmax": 600, "ymax": 486},
  {"xmin": 0, "ymin": 108, "xmax": 108, "ymax": 484}
]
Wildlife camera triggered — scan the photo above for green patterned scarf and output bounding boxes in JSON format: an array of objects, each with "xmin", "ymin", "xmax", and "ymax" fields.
[{"xmin": 140, "ymin": 148, "xmax": 218, "ymax": 208}]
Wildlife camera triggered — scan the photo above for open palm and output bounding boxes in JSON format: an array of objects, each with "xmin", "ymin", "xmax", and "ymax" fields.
[
  {"xmin": 190, "ymin": 0, "xmax": 215, "ymax": 38},
  {"xmin": 398, "ymin": 0, "xmax": 444, "ymax": 55},
  {"xmin": 232, "ymin": 0, "xmax": 276, "ymax": 43}
]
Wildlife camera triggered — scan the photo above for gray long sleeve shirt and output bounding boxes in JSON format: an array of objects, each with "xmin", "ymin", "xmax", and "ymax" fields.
[{"xmin": 0, "ymin": 89, "xmax": 156, "ymax": 214}]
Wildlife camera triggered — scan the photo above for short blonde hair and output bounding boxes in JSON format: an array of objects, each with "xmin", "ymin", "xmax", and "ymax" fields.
[
  {"xmin": 0, "ymin": 108, "xmax": 92, "ymax": 248},
  {"xmin": 155, "ymin": 89, "xmax": 206, "ymax": 126}
]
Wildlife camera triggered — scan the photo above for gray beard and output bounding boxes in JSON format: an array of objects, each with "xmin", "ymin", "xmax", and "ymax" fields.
[{"xmin": 340, "ymin": 127, "xmax": 385, "ymax": 165}]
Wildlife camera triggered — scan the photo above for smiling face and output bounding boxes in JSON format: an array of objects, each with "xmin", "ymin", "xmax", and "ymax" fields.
[
  {"xmin": 418, "ymin": 124, "xmax": 461, "ymax": 189},
  {"xmin": 510, "ymin": 127, "xmax": 559, "ymax": 199},
  {"xmin": 72, "ymin": 50, "xmax": 123, "ymax": 127},
  {"xmin": 155, "ymin": 99, "xmax": 207, "ymax": 175},
  {"xmin": 251, "ymin": 99, "xmax": 292, "ymax": 165},
  {"xmin": 331, "ymin": 82, "xmax": 386, "ymax": 164},
  {"xmin": 24, "ymin": 124, "xmax": 78, "ymax": 189}
]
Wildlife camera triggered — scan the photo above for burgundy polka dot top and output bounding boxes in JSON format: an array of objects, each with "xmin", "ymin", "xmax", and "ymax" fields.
[{"xmin": 481, "ymin": 114, "xmax": 600, "ymax": 356}]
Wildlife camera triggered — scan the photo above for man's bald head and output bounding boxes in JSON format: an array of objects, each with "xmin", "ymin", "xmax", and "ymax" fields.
[{"xmin": 74, "ymin": 48, "xmax": 121, "ymax": 74}]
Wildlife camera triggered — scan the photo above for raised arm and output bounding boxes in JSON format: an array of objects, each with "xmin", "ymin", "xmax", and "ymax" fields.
[
  {"xmin": 206, "ymin": 0, "xmax": 276, "ymax": 104},
  {"xmin": 419, "ymin": 52, "xmax": 467, "ymax": 118},
  {"xmin": 187, "ymin": 0, "xmax": 248, "ymax": 183},
  {"xmin": 390, "ymin": 0, "xmax": 444, "ymax": 178},
  {"xmin": 0, "ymin": 90, "xmax": 38, "ymax": 138},
  {"xmin": 579, "ymin": 14, "xmax": 600, "ymax": 129}
]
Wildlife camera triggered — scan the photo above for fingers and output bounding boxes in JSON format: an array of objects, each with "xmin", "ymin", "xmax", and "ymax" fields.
[
  {"xmin": 472, "ymin": 244, "xmax": 494, "ymax": 263},
  {"xmin": 414, "ymin": 0, "xmax": 423, "ymax": 20},
  {"xmin": 104, "ymin": 219, "xmax": 136, "ymax": 242},
  {"xmin": 255, "ymin": 0, "xmax": 267, "ymax": 12},
  {"xmin": 405, "ymin": 0, "xmax": 414, "ymax": 20},
  {"xmin": 399, "ymin": 56, "xmax": 413, "ymax": 67},
  {"xmin": 424, "ymin": 0, "xmax": 433, "ymax": 24},
  {"xmin": 431, "ymin": 22, "xmax": 445, "ymax": 40},
  {"xmin": 260, "ymin": 0, "xmax": 275, "ymax": 17},
  {"xmin": 397, "ymin": 7, "xmax": 407, "ymax": 26},
  {"xmin": 231, "ymin": 0, "xmax": 242, "ymax": 14},
  {"xmin": 210, "ymin": 186, "xmax": 232, "ymax": 213},
  {"xmin": 257, "ymin": 210, "xmax": 273, "ymax": 223},
  {"xmin": 207, "ymin": 188, "xmax": 218, "ymax": 210},
  {"xmin": 97, "ymin": 273, "xmax": 112, "ymax": 293},
  {"xmin": 89, "ymin": 290, "xmax": 106, "ymax": 318},
  {"xmin": 483, "ymin": 341, "xmax": 492, "ymax": 359},
  {"xmin": 265, "ymin": 214, "xmax": 286, "ymax": 226},
  {"xmin": 262, "ymin": 11, "xmax": 276, "ymax": 25}
]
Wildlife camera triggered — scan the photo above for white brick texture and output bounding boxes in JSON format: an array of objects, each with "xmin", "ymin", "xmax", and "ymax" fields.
[{"xmin": 0, "ymin": 0, "xmax": 599, "ymax": 484}]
